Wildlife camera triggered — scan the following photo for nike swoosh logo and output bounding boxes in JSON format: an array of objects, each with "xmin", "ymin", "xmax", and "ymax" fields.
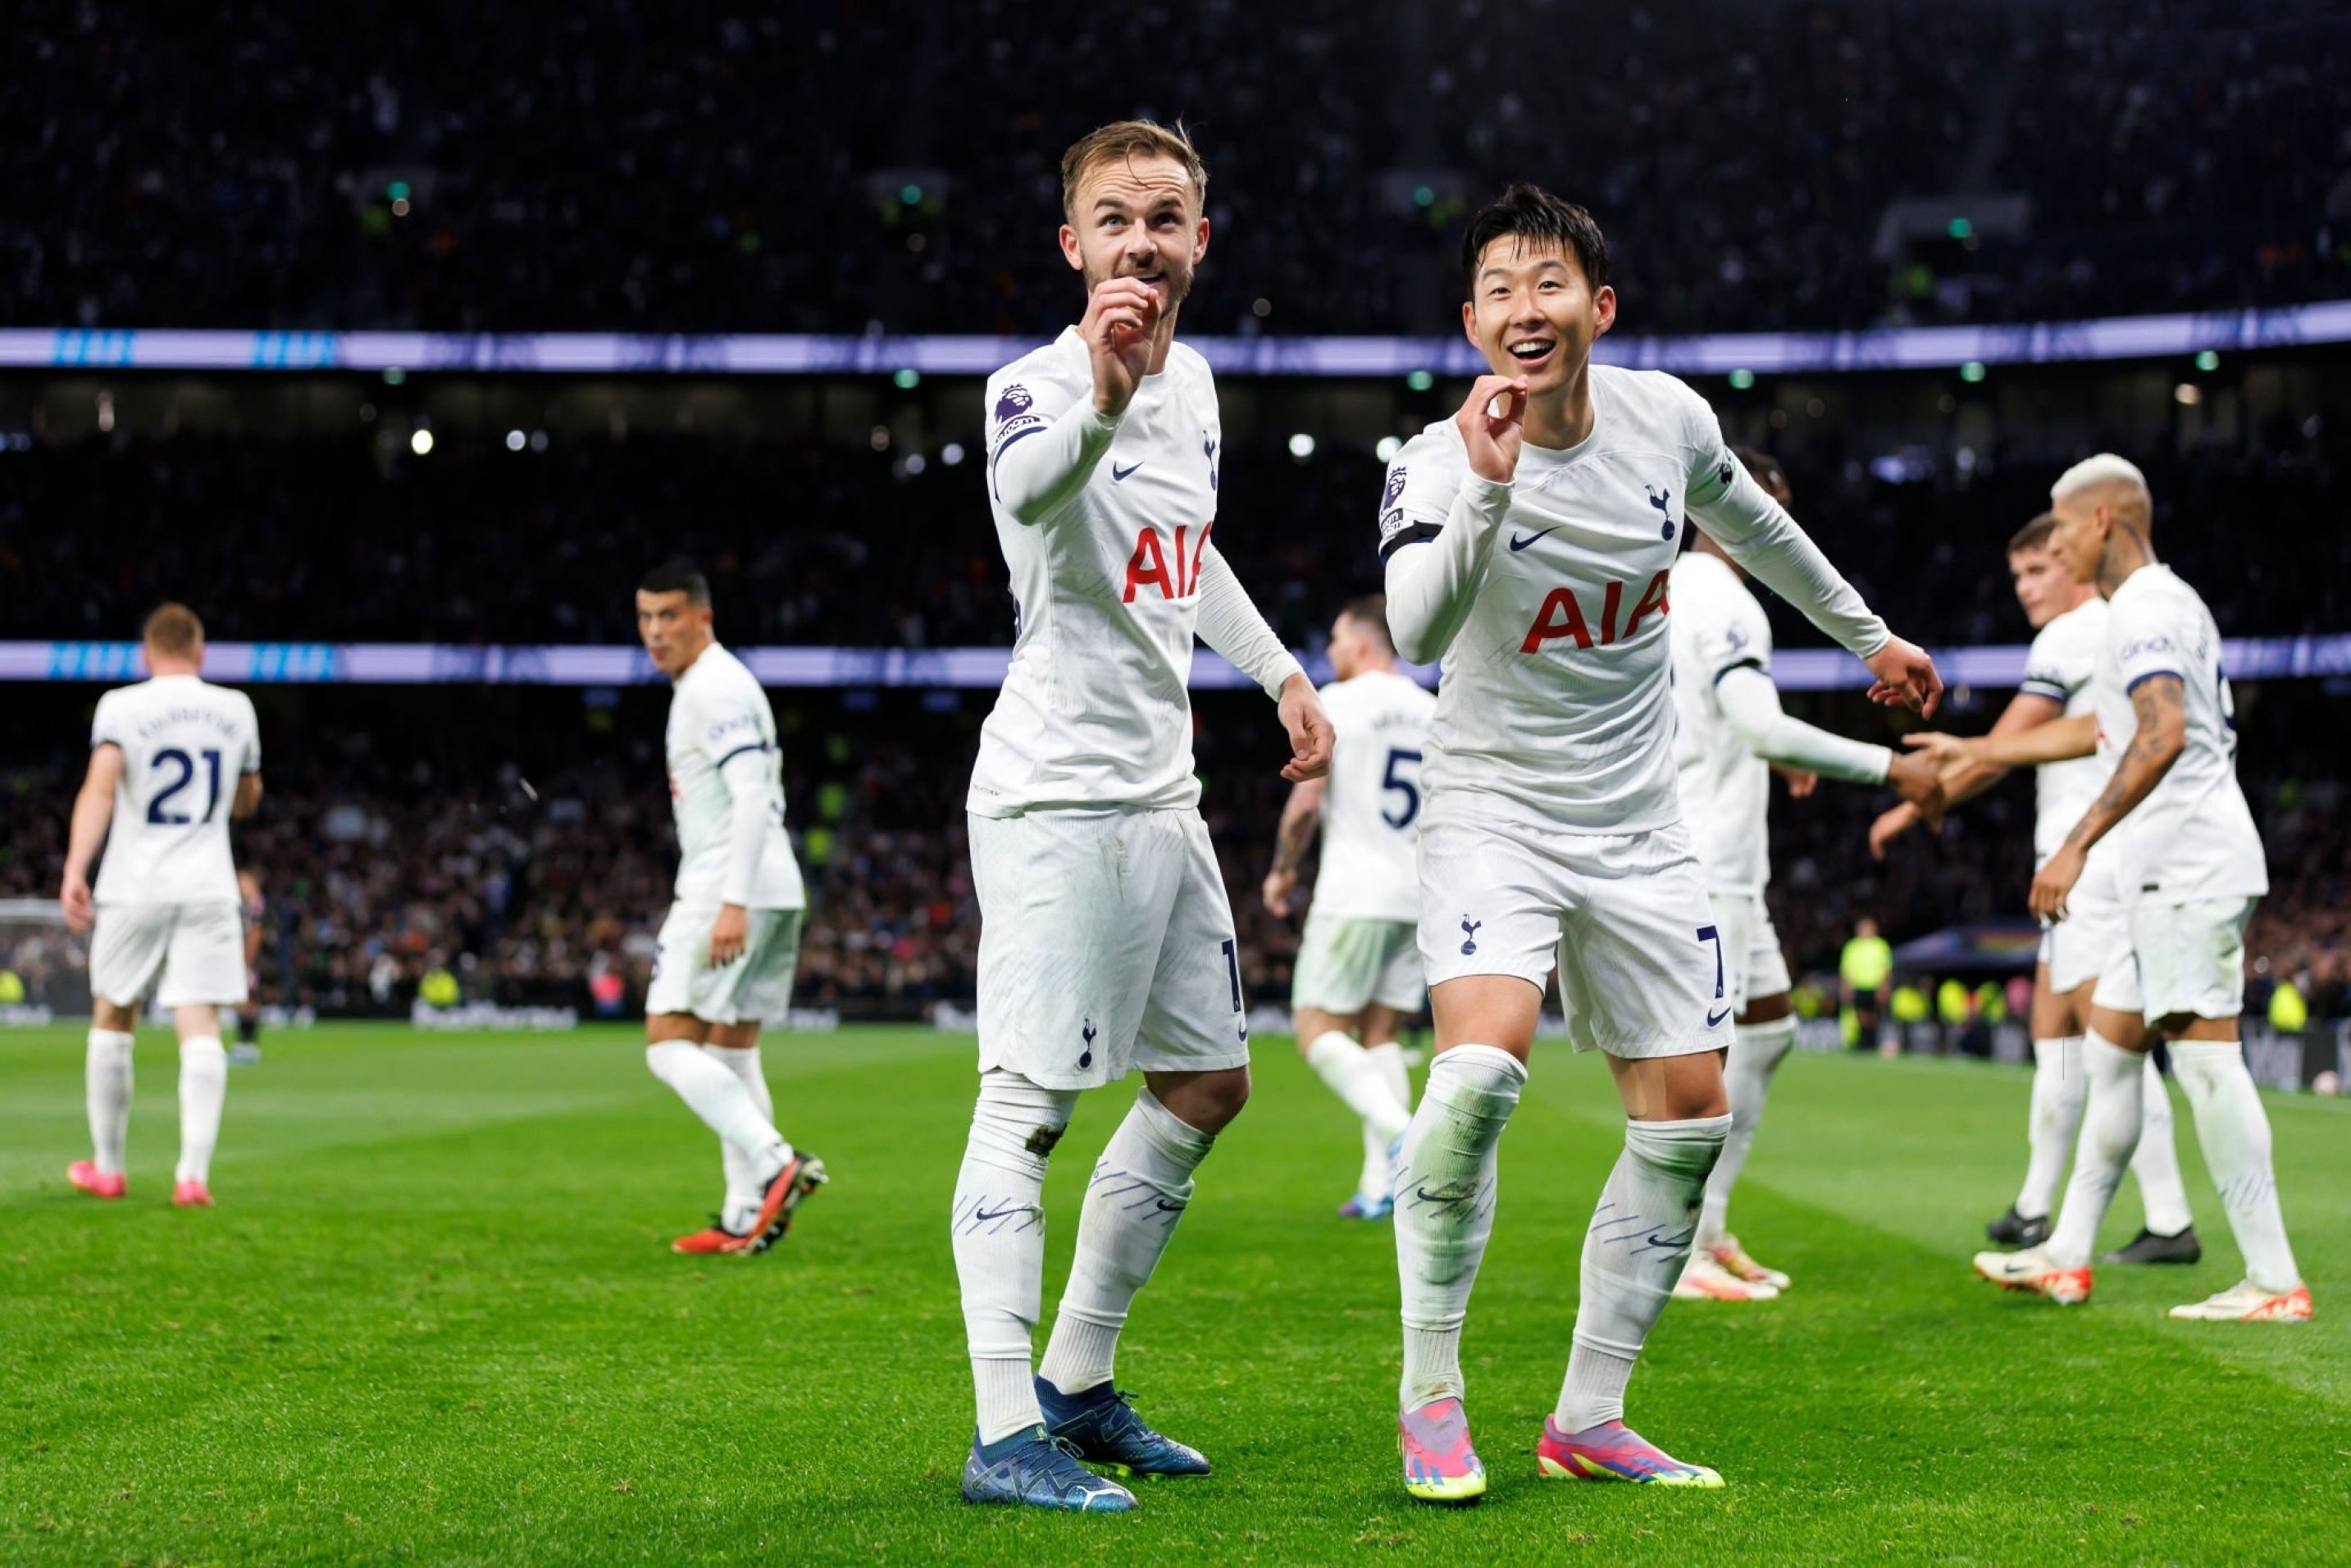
[
  {"xmin": 971, "ymin": 1205, "xmax": 1021, "ymax": 1224},
  {"xmin": 1507, "ymin": 526, "xmax": 1560, "ymax": 552},
  {"xmin": 1706, "ymin": 1007, "xmax": 1733, "ymax": 1028},
  {"xmin": 1112, "ymin": 461, "xmax": 1144, "ymax": 481}
]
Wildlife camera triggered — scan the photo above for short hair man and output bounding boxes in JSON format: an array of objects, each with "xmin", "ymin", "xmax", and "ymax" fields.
[
  {"xmin": 634, "ymin": 563, "xmax": 825, "ymax": 1256},
  {"xmin": 60, "ymin": 604, "xmax": 263, "ymax": 1208},
  {"xmin": 1916, "ymin": 456, "xmax": 2307, "ymax": 1321}
]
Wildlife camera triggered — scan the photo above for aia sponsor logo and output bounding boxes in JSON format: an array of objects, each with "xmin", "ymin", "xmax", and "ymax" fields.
[
  {"xmin": 1519, "ymin": 571, "xmax": 1670, "ymax": 652},
  {"xmin": 1123, "ymin": 522, "xmax": 1214, "ymax": 603}
]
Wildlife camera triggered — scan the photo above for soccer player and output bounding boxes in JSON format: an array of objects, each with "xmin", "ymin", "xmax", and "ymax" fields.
[
  {"xmin": 1916, "ymin": 457, "xmax": 2307, "ymax": 1322},
  {"xmin": 1665, "ymin": 448, "xmax": 1949, "ymax": 1304},
  {"xmin": 634, "ymin": 563, "xmax": 825, "ymax": 1257},
  {"xmin": 1376, "ymin": 185, "xmax": 1940, "ymax": 1500},
  {"xmin": 1261, "ymin": 595, "xmax": 1437, "ymax": 1219},
  {"xmin": 58, "ymin": 604, "xmax": 262, "ymax": 1207},
  {"xmin": 955, "ymin": 121, "xmax": 1333, "ymax": 1514},
  {"xmin": 1871, "ymin": 514, "xmax": 2198, "ymax": 1262}
]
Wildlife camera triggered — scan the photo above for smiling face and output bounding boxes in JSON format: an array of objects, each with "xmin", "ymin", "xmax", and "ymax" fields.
[
  {"xmin": 1059, "ymin": 153, "xmax": 1208, "ymax": 315},
  {"xmin": 1461, "ymin": 236, "xmax": 1615, "ymax": 394}
]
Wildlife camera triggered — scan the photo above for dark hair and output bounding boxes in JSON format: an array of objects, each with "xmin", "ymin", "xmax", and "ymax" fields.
[
  {"xmin": 1461, "ymin": 184, "xmax": 1610, "ymax": 295},
  {"xmin": 1338, "ymin": 594, "xmax": 1394, "ymax": 654},
  {"xmin": 1734, "ymin": 446, "xmax": 1789, "ymax": 498},
  {"xmin": 2007, "ymin": 513, "xmax": 2058, "ymax": 554},
  {"xmin": 144, "ymin": 601, "xmax": 203, "ymax": 654},
  {"xmin": 639, "ymin": 561, "xmax": 712, "ymax": 607}
]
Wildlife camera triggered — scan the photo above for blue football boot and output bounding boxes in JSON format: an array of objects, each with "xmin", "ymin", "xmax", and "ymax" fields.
[
  {"xmin": 1037, "ymin": 1379, "xmax": 1211, "ymax": 1477},
  {"xmin": 960, "ymin": 1426, "xmax": 1137, "ymax": 1511}
]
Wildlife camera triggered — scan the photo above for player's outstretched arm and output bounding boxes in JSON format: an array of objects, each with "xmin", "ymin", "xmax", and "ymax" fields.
[
  {"xmin": 1191, "ymin": 545, "xmax": 1328, "ymax": 778},
  {"xmin": 1869, "ymin": 689, "xmax": 2062, "ymax": 858},
  {"xmin": 60, "ymin": 744, "xmax": 124, "ymax": 934},
  {"xmin": 1262, "ymin": 777, "xmax": 1328, "ymax": 915},
  {"xmin": 989, "ymin": 280, "xmax": 1162, "ymax": 526},
  {"xmin": 1384, "ymin": 376, "xmax": 1527, "ymax": 664},
  {"xmin": 1906, "ymin": 712, "xmax": 2094, "ymax": 772},
  {"xmin": 2030, "ymin": 677, "xmax": 2186, "ymax": 920},
  {"xmin": 1717, "ymin": 666, "xmax": 1943, "ymax": 825}
]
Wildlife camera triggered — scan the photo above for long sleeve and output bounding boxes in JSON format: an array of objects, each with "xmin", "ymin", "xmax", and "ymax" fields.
[
  {"xmin": 1381, "ymin": 476, "xmax": 1513, "ymax": 664},
  {"xmin": 1716, "ymin": 665, "xmax": 1891, "ymax": 783},
  {"xmin": 718, "ymin": 749, "xmax": 773, "ymax": 907},
  {"xmin": 1194, "ymin": 545, "xmax": 1304, "ymax": 699},
  {"xmin": 992, "ymin": 399, "xmax": 1123, "ymax": 526}
]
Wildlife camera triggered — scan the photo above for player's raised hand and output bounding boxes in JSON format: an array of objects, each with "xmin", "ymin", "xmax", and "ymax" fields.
[
  {"xmin": 1868, "ymin": 801, "xmax": 1920, "ymax": 861},
  {"xmin": 1083, "ymin": 277, "xmax": 1162, "ymax": 417},
  {"xmin": 1277, "ymin": 673, "xmax": 1334, "ymax": 782},
  {"xmin": 1456, "ymin": 375, "xmax": 1529, "ymax": 484},
  {"xmin": 1863, "ymin": 635, "xmax": 1943, "ymax": 718},
  {"xmin": 1884, "ymin": 750, "xmax": 1948, "ymax": 831},
  {"xmin": 59, "ymin": 868, "xmax": 93, "ymax": 934}
]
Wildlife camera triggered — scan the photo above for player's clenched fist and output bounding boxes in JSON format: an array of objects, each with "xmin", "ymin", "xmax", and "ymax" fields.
[
  {"xmin": 1083, "ymin": 278, "xmax": 1162, "ymax": 417},
  {"xmin": 1455, "ymin": 375, "xmax": 1530, "ymax": 484}
]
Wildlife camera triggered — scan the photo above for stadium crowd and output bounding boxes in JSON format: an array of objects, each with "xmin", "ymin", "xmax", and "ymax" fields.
[
  {"xmin": 2, "ymin": 686, "xmax": 2344, "ymax": 1023},
  {"xmin": 6, "ymin": 431, "xmax": 2348, "ymax": 651},
  {"xmin": 6, "ymin": 0, "xmax": 2345, "ymax": 337}
]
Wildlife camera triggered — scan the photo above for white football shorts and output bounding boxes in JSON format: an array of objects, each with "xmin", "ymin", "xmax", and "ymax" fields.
[
  {"xmin": 1418, "ymin": 802, "xmax": 1730, "ymax": 1060},
  {"xmin": 2090, "ymin": 896, "xmax": 2256, "ymax": 1024},
  {"xmin": 969, "ymin": 806, "xmax": 1251, "ymax": 1091},
  {"xmin": 2040, "ymin": 850, "xmax": 2130, "ymax": 996},
  {"xmin": 1704, "ymin": 887, "xmax": 1793, "ymax": 1017},
  {"xmin": 89, "ymin": 900, "xmax": 249, "ymax": 1010},
  {"xmin": 1291, "ymin": 912, "xmax": 1423, "ymax": 1015},
  {"xmin": 645, "ymin": 903, "xmax": 802, "ymax": 1027}
]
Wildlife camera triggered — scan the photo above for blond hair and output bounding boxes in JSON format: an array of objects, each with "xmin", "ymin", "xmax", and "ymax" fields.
[
  {"xmin": 143, "ymin": 602, "xmax": 204, "ymax": 657},
  {"xmin": 1060, "ymin": 120, "xmax": 1208, "ymax": 220}
]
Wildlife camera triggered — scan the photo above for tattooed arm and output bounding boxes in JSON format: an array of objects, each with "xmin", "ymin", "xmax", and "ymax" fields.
[
  {"xmin": 1260, "ymin": 777, "xmax": 1328, "ymax": 917},
  {"xmin": 2028, "ymin": 676, "xmax": 2187, "ymax": 920}
]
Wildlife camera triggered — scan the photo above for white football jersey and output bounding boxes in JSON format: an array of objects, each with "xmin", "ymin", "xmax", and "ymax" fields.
[
  {"xmin": 666, "ymin": 643, "xmax": 806, "ymax": 909},
  {"xmin": 2089, "ymin": 564, "xmax": 2267, "ymax": 901},
  {"xmin": 1310, "ymin": 668, "xmax": 1437, "ymax": 921},
  {"xmin": 1378, "ymin": 365, "xmax": 1887, "ymax": 834},
  {"xmin": 969, "ymin": 329, "xmax": 1230, "ymax": 816},
  {"xmin": 2016, "ymin": 598, "xmax": 2110, "ymax": 863},
  {"xmin": 1668, "ymin": 550, "xmax": 1775, "ymax": 891},
  {"xmin": 89, "ymin": 674, "xmax": 260, "ymax": 905}
]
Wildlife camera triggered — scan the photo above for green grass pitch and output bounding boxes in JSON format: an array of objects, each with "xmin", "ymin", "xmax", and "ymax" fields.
[{"xmin": 2, "ymin": 1023, "xmax": 2345, "ymax": 1564}]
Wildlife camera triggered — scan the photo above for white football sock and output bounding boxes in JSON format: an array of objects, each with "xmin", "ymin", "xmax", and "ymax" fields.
[
  {"xmin": 2015, "ymin": 1035, "xmax": 2085, "ymax": 1220},
  {"xmin": 953, "ymin": 1072, "xmax": 1079, "ymax": 1443},
  {"xmin": 704, "ymin": 1044, "xmax": 779, "ymax": 1233},
  {"xmin": 1394, "ymin": 1044, "xmax": 1525, "ymax": 1408},
  {"xmin": 1038, "ymin": 1088, "xmax": 1218, "ymax": 1397},
  {"xmin": 1557, "ymin": 1114, "xmax": 1729, "ymax": 1432},
  {"xmin": 2045, "ymin": 1029, "xmax": 2144, "ymax": 1269},
  {"xmin": 86, "ymin": 1028, "xmax": 134, "ymax": 1176},
  {"xmin": 645, "ymin": 1041, "xmax": 790, "ymax": 1187},
  {"xmin": 175, "ymin": 1037, "xmax": 227, "ymax": 1184},
  {"xmin": 1360, "ymin": 1041, "xmax": 1414, "ymax": 1197},
  {"xmin": 2168, "ymin": 1042, "xmax": 2301, "ymax": 1292},
  {"xmin": 1307, "ymin": 1030, "xmax": 1413, "ymax": 1137},
  {"xmin": 2128, "ymin": 1053, "xmax": 2195, "ymax": 1238},
  {"xmin": 1696, "ymin": 1018, "xmax": 1794, "ymax": 1251}
]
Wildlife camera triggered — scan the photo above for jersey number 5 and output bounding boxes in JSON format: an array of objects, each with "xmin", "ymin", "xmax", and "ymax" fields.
[
  {"xmin": 148, "ymin": 747, "xmax": 224, "ymax": 825},
  {"xmin": 1381, "ymin": 747, "xmax": 1424, "ymax": 830}
]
